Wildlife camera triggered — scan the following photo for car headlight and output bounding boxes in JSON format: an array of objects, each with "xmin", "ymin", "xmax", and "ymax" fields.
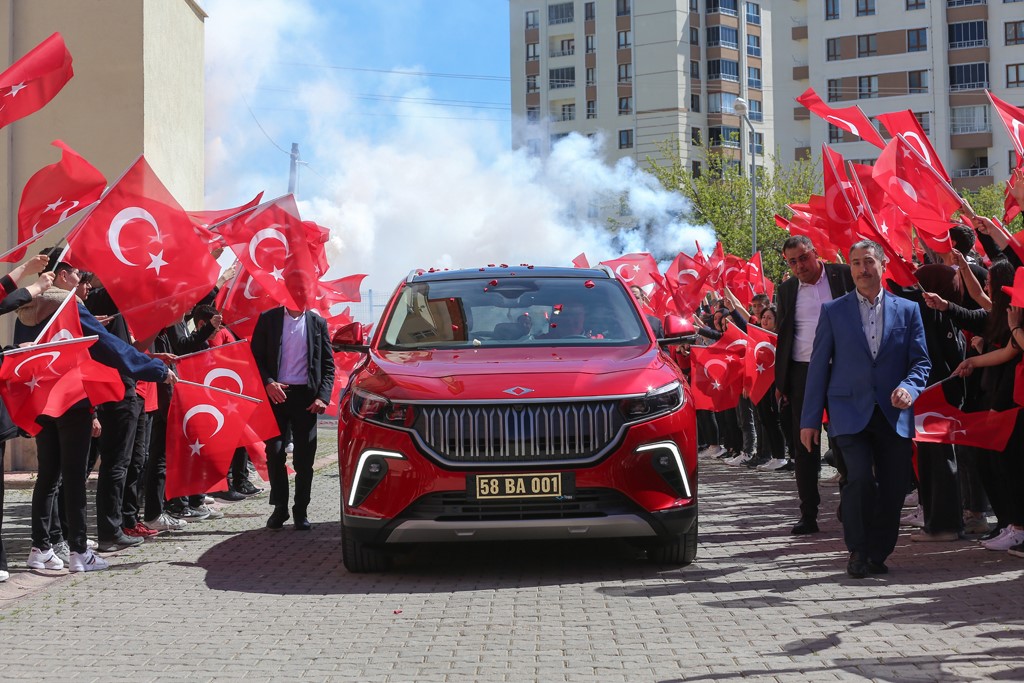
[
  {"xmin": 350, "ymin": 388, "xmax": 415, "ymax": 428},
  {"xmin": 620, "ymin": 380, "xmax": 684, "ymax": 421}
]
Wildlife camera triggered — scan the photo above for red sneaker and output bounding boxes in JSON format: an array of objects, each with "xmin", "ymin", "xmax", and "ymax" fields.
[{"xmin": 123, "ymin": 522, "xmax": 159, "ymax": 538}]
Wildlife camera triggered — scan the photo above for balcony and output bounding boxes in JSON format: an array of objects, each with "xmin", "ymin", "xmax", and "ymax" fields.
[
  {"xmin": 952, "ymin": 166, "xmax": 992, "ymax": 178},
  {"xmin": 550, "ymin": 16, "xmax": 574, "ymax": 25},
  {"xmin": 951, "ymin": 122, "xmax": 990, "ymax": 134},
  {"xmin": 950, "ymin": 81, "xmax": 989, "ymax": 91},
  {"xmin": 708, "ymin": 39, "xmax": 739, "ymax": 50},
  {"xmin": 552, "ymin": 112, "xmax": 576, "ymax": 122},
  {"xmin": 749, "ymin": 111, "xmax": 763, "ymax": 122},
  {"xmin": 550, "ymin": 48, "xmax": 575, "ymax": 57},
  {"xmin": 550, "ymin": 80, "xmax": 574, "ymax": 89},
  {"xmin": 947, "ymin": 0, "xmax": 986, "ymax": 6},
  {"xmin": 746, "ymin": 13, "xmax": 761, "ymax": 25},
  {"xmin": 949, "ymin": 39, "xmax": 988, "ymax": 49},
  {"xmin": 747, "ymin": 45, "xmax": 761, "ymax": 57},
  {"xmin": 748, "ymin": 77, "xmax": 762, "ymax": 89}
]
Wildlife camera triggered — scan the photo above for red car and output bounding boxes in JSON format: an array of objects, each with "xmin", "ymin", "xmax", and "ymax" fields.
[{"xmin": 333, "ymin": 266, "xmax": 697, "ymax": 572}]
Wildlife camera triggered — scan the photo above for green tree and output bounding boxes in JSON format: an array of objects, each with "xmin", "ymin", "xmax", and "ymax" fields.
[
  {"xmin": 960, "ymin": 181, "xmax": 1016, "ymax": 231},
  {"xmin": 645, "ymin": 138, "xmax": 821, "ymax": 283}
]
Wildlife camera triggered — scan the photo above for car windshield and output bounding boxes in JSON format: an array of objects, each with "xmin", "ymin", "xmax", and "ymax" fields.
[{"xmin": 379, "ymin": 276, "xmax": 649, "ymax": 350}]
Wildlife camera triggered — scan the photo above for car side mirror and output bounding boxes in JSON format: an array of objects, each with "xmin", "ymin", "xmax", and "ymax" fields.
[
  {"xmin": 663, "ymin": 315, "xmax": 694, "ymax": 337},
  {"xmin": 332, "ymin": 321, "xmax": 369, "ymax": 352}
]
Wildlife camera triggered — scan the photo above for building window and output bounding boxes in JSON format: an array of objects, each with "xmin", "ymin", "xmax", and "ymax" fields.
[
  {"xmin": 708, "ymin": 59, "xmax": 740, "ymax": 82},
  {"xmin": 858, "ymin": 75, "xmax": 879, "ymax": 98},
  {"xmin": 586, "ymin": 67, "xmax": 596, "ymax": 86},
  {"xmin": 618, "ymin": 63, "xmax": 633, "ymax": 83},
  {"xmin": 527, "ymin": 106, "xmax": 540, "ymax": 122},
  {"xmin": 617, "ymin": 0, "xmax": 631, "ymax": 16},
  {"xmin": 707, "ymin": 0, "xmax": 739, "ymax": 16},
  {"xmin": 708, "ymin": 92, "xmax": 739, "ymax": 113},
  {"xmin": 553, "ymin": 38, "xmax": 574, "ymax": 57},
  {"xmin": 746, "ymin": 2, "xmax": 761, "ymax": 24},
  {"xmin": 690, "ymin": 93, "xmax": 701, "ymax": 112},
  {"xmin": 748, "ymin": 65, "xmax": 762, "ymax": 89},
  {"xmin": 827, "ymin": 38, "xmax": 841, "ymax": 61},
  {"xmin": 619, "ymin": 96, "xmax": 633, "ymax": 114},
  {"xmin": 1009, "ymin": 64, "xmax": 1024, "ymax": 88},
  {"xmin": 707, "ymin": 26, "xmax": 739, "ymax": 49},
  {"xmin": 749, "ymin": 99, "xmax": 763, "ymax": 122},
  {"xmin": 549, "ymin": 66, "xmax": 575, "ymax": 89},
  {"xmin": 585, "ymin": 2, "xmax": 595, "ymax": 20},
  {"xmin": 748, "ymin": 132, "xmax": 764, "ymax": 155},
  {"xmin": 526, "ymin": 43, "xmax": 539, "ymax": 61},
  {"xmin": 949, "ymin": 21, "xmax": 988, "ymax": 49},
  {"xmin": 826, "ymin": 0, "xmax": 840, "ymax": 20},
  {"xmin": 618, "ymin": 31, "xmax": 632, "ymax": 48},
  {"xmin": 908, "ymin": 70, "xmax": 929, "ymax": 93},
  {"xmin": 747, "ymin": 35, "xmax": 761, "ymax": 57},
  {"xmin": 527, "ymin": 74, "xmax": 539, "ymax": 93},
  {"xmin": 709, "ymin": 126, "xmax": 741, "ymax": 148},
  {"xmin": 907, "ymin": 28, "xmax": 927, "ymax": 52},
  {"xmin": 525, "ymin": 10, "xmax": 539, "ymax": 29},
  {"xmin": 692, "ymin": 161, "xmax": 702, "ymax": 178},
  {"xmin": 858, "ymin": 34, "xmax": 877, "ymax": 57},
  {"xmin": 914, "ymin": 112, "xmax": 931, "ymax": 134},
  {"xmin": 690, "ymin": 0, "xmax": 699, "ymax": 9},
  {"xmin": 586, "ymin": 100, "xmax": 597, "ymax": 119},
  {"xmin": 857, "ymin": 0, "xmax": 876, "ymax": 16},
  {"xmin": 549, "ymin": 2, "xmax": 574, "ymax": 24},
  {"xmin": 950, "ymin": 105, "xmax": 989, "ymax": 134},
  {"xmin": 1007, "ymin": 21, "xmax": 1024, "ymax": 45},
  {"xmin": 691, "ymin": 127, "xmax": 702, "ymax": 145},
  {"xmin": 526, "ymin": 139, "xmax": 541, "ymax": 156},
  {"xmin": 949, "ymin": 63, "xmax": 989, "ymax": 91},
  {"xmin": 690, "ymin": 27, "xmax": 700, "ymax": 45},
  {"xmin": 558, "ymin": 103, "xmax": 576, "ymax": 121},
  {"xmin": 619, "ymin": 129, "xmax": 634, "ymax": 149},
  {"xmin": 829, "ymin": 124, "xmax": 842, "ymax": 144},
  {"xmin": 906, "ymin": 0, "xmax": 926, "ymax": 8},
  {"xmin": 827, "ymin": 78, "xmax": 841, "ymax": 102},
  {"xmin": 586, "ymin": 35, "xmax": 596, "ymax": 53},
  {"xmin": 690, "ymin": 61, "xmax": 700, "ymax": 79}
]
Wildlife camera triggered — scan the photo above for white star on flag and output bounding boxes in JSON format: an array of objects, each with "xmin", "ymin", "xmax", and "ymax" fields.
[
  {"xmin": 25, "ymin": 375, "xmax": 41, "ymax": 392},
  {"xmin": 189, "ymin": 439, "xmax": 203, "ymax": 456},
  {"xmin": 711, "ymin": 380, "xmax": 721, "ymax": 390},
  {"xmin": 6, "ymin": 82, "xmax": 26, "ymax": 97},
  {"xmin": 45, "ymin": 198, "xmax": 64, "ymax": 212},
  {"xmin": 270, "ymin": 265, "xmax": 285, "ymax": 281},
  {"xmin": 147, "ymin": 251, "xmax": 168, "ymax": 275},
  {"xmin": 756, "ymin": 364, "xmax": 765, "ymax": 374}
]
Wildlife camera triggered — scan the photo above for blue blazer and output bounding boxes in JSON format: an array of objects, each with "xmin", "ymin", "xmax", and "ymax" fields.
[{"xmin": 800, "ymin": 290, "xmax": 931, "ymax": 439}]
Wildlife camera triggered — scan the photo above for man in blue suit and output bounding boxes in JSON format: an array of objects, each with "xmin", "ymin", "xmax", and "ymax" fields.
[{"xmin": 800, "ymin": 240, "xmax": 931, "ymax": 578}]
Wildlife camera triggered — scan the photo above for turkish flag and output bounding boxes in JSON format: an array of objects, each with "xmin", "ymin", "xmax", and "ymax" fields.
[
  {"xmin": 302, "ymin": 220, "xmax": 331, "ymax": 278},
  {"xmin": 217, "ymin": 194, "xmax": 318, "ymax": 311},
  {"xmin": 988, "ymin": 91, "xmax": 1024, "ymax": 160},
  {"xmin": 18, "ymin": 140, "xmax": 105, "ymax": 245},
  {"xmin": 914, "ymin": 382, "xmax": 1020, "ymax": 451},
  {"xmin": 779, "ymin": 207, "xmax": 841, "ymax": 263},
  {"xmin": 0, "ymin": 336, "xmax": 98, "ymax": 436},
  {"xmin": 600, "ymin": 253, "xmax": 661, "ymax": 289},
  {"xmin": 818, "ymin": 146, "xmax": 869, "ymax": 254},
  {"xmin": 663, "ymin": 252, "xmax": 709, "ymax": 316},
  {"xmin": 877, "ymin": 110, "xmax": 949, "ymax": 181},
  {"xmin": 847, "ymin": 162, "xmax": 919, "ymax": 287},
  {"xmin": 703, "ymin": 243, "xmax": 727, "ymax": 291},
  {"xmin": 34, "ymin": 293, "xmax": 124, "ymax": 407},
  {"xmin": 873, "ymin": 135, "xmax": 964, "ymax": 236},
  {"xmin": 0, "ymin": 33, "xmax": 73, "ymax": 129},
  {"xmin": 173, "ymin": 340, "xmax": 279, "ymax": 444},
  {"xmin": 744, "ymin": 324, "xmax": 777, "ymax": 404},
  {"xmin": 165, "ymin": 381, "xmax": 260, "ymax": 499},
  {"xmin": 690, "ymin": 343, "xmax": 743, "ymax": 411},
  {"xmin": 215, "ymin": 268, "xmax": 276, "ymax": 340},
  {"xmin": 572, "ymin": 253, "xmax": 590, "ymax": 268},
  {"xmin": 796, "ymin": 87, "xmax": 886, "ymax": 149},
  {"xmin": 316, "ymin": 273, "xmax": 366, "ymax": 315},
  {"xmin": 65, "ymin": 156, "xmax": 220, "ymax": 341},
  {"xmin": 1005, "ymin": 169, "xmax": 1023, "ymax": 226},
  {"xmin": 186, "ymin": 191, "xmax": 264, "ymax": 247}
]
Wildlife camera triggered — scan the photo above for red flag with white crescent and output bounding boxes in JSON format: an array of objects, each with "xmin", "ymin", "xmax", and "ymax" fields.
[
  {"xmin": 796, "ymin": 87, "xmax": 886, "ymax": 149},
  {"xmin": 0, "ymin": 33, "xmax": 74, "ymax": 129},
  {"xmin": 914, "ymin": 382, "xmax": 1020, "ymax": 450},
  {"xmin": 18, "ymin": 140, "xmax": 105, "ymax": 245},
  {"xmin": 877, "ymin": 110, "xmax": 949, "ymax": 181},
  {"xmin": 690, "ymin": 343, "xmax": 743, "ymax": 411},
  {"xmin": 600, "ymin": 252, "xmax": 661, "ymax": 289},
  {"xmin": 744, "ymin": 324, "xmax": 777, "ymax": 404},
  {"xmin": 872, "ymin": 135, "xmax": 964, "ymax": 236}
]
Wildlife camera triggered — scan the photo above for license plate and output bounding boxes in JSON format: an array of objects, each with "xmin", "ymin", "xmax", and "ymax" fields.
[{"xmin": 471, "ymin": 472, "xmax": 574, "ymax": 500}]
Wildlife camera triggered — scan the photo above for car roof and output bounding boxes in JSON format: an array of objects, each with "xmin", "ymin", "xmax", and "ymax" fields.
[{"xmin": 407, "ymin": 266, "xmax": 614, "ymax": 283}]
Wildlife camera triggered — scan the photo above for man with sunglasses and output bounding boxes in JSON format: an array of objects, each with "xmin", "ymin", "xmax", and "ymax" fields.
[{"xmin": 775, "ymin": 236, "xmax": 854, "ymax": 535}]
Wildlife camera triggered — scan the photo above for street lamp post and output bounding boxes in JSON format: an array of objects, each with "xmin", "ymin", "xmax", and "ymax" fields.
[{"xmin": 733, "ymin": 98, "xmax": 758, "ymax": 256}]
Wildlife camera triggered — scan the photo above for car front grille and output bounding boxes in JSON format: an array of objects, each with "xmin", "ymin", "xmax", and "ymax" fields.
[{"xmin": 412, "ymin": 401, "xmax": 624, "ymax": 465}]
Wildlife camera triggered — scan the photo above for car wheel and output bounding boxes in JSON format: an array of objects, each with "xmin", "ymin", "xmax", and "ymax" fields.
[
  {"xmin": 647, "ymin": 516, "xmax": 698, "ymax": 566},
  {"xmin": 341, "ymin": 521, "xmax": 391, "ymax": 573}
]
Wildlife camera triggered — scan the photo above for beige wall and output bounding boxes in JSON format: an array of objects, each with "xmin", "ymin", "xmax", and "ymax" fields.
[{"xmin": 0, "ymin": 0, "xmax": 205, "ymax": 471}]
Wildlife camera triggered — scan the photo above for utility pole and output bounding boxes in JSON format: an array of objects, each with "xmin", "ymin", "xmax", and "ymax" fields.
[{"xmin": 288, "ymin": 142, "xmax": 300, "ymax": 196}]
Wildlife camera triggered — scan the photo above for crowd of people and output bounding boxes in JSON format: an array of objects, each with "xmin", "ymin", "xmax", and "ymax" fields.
[{"xmin": 674, "ymin": 176, "xmax": 1024, "ymax": 575}]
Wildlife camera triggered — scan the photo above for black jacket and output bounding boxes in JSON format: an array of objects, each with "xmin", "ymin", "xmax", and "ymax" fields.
[{"xmin": 250, "ymin": 308, "xmax": 335, "ymax": 404}]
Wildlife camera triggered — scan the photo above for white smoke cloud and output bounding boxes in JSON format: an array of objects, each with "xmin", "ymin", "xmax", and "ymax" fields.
[{"xmin": 203, "ymin": 0, "xmax": 715, "ymax": 312}]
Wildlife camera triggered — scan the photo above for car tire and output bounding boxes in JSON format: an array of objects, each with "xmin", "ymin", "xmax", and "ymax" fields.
[
  {"xmin": 646, "ymin": 516, "xmax": 698, "ymax": 566},
  {"xmin": 341, "ymin": 521, "xmax": 391, "ymax": 573}
]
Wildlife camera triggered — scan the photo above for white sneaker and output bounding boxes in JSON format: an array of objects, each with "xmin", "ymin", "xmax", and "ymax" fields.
[
  {"xmin": 904, "ymin": 490, "xmax": 919, "ymax": 508},
  {"xmin": 982, "ymin": 527, "xmax": 1024, "ymax": 551},
  {"xmin": 202, "ymin": 495, "xmax": 215, "ymax": 505},
  {"xmin": 0, "ymin": 569, "xmax": 9, "ymax": 582},
  {"xmin": 725, "ymin": 452, "xmax": 753, "ymax": 466},
  {"xmin": 68, "ymin": 550, "xmax": 109, "ymax": 572},
  {"xmin": 144, "ymin": 512, "xmax": 187, "ymax": 532},
  {"xmin": 963, "ymin": 514, "xmax": 991, "ymax": 536},
  {"xmin": 757, "ymin": 457, "xmax": 790, "ymax": 471},
  {"xmin": 285, "ymin": 441, "xmax": 295, "ymax": 454},
  {"xmin": 86, "ymin": 539, "xmax": 98, "ymax": 550},
  {"xmin": 820, "ymin": 465, "xmax": 841, "ymax": 484},
  {"xmin": 699, "ymin": 445, "xmax": 724, "ymax": 458},
  {"xmin": 901, "ymin": 505, "xmax": 924, "ymax": 528},
  {"xmin": 191, "ymin": 504, "xmax": 224, "ymax": 520},
  {"xmin": 26, "ymin": 547, "xmax": 64, "ymax": 570}
]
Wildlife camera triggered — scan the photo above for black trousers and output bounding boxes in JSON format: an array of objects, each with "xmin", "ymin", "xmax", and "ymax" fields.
[
  {"xmin": 833, "ymin": 406, "xmax": 914, "ymax": 563},
  {"xmin": 916, "ymin": 441, "xmax": 963, "ymax": 534},
  {"xmin": 96, "ymin": 395, "xmax": 142, "ymax": 540},
  {"xmin": 144, "ymin": 405, "xmax": 168, "ymax": 522},
  {"xmin": 266, "ymin": 388, "xmax": 319, "ymax": 516},
  {"xmin": 32, "ymin": 402, "xmax": 93, "ymax": 554},
  {"xmin": 755, "ymin": 392, "xmax": 786, "ymax": 461},
  {"xmin": 123, "ymin": 411, "xmax": 152, "ymax": 528},
  {"xmin": 0, "ymin": 442, "xmax": 7, "ymax": 571},
  {"xmin": 228, "ymin": 446, "xmax": 252, "ymax": 490},
  {"xmin": 696, "ymin": 410, "xmax": 718, "ymax": 447},
  {"xmin": 787, "ymin": 361, "xmax": 822, "ymax": 521},
  {"xmin": 716, "ymin": 408, "xmax": 742, "ymax": 453}
]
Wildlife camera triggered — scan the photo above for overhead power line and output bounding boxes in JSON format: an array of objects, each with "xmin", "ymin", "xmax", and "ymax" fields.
[{"xmin": 278, "ymin": 62, "xmax": 511, "ymax": 82}]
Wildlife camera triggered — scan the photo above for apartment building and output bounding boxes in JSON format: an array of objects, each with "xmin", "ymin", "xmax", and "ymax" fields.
[
  {"xmin": 509, "ymin": 0, "xmax": 774, "ymax": 181},
  {"xmin": 774, "ymin": 0, "xmax": 1024, "ymax": 192}
]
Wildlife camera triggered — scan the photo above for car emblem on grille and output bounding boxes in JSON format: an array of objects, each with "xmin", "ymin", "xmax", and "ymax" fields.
[{"xmin": 503, "ymin": 386, "xmax": 534, "ymax": 396}]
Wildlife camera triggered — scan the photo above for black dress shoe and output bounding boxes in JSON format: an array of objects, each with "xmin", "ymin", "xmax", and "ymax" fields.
[
  {"xmin": 866, "ymin": 559, "xmax": 888, "ymax": 575},
  {"xmin": 294, "ymin": 518, "xmax": 313, "ymax": 531},
  {"xmin": 213, "ymin": 490, "xmax": 246, "ymax": 502},
  {"xmin": 266, "ymin": 508, "xmax": 289, "ymax": 530},
  {"xmin": 847, "ymin": 552, "xmax": 868, "ymax": 579},
  {"xmin": 791, "ymin": 519, "xmax": 819, "ymax": 535}
]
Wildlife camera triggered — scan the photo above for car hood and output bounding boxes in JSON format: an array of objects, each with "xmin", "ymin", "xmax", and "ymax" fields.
[{"xmin": 354, "ymin": 345, "xmax": 676, "ymax": 401}]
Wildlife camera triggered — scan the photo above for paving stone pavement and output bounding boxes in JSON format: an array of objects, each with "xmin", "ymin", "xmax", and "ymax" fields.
[{"xmin": 1, "ymin": 431, "xmax": 1023, "ymax": 682}]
